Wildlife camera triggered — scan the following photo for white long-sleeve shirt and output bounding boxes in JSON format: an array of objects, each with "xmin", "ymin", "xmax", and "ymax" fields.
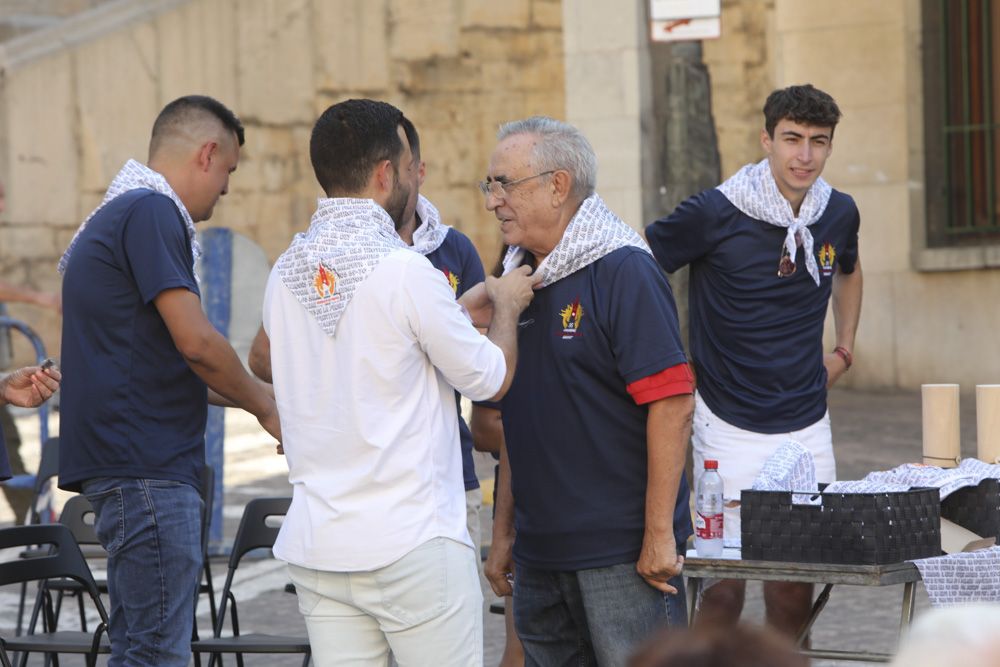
[{"xmin": 265, "ymin": 248, "xmax": 505, "ymax": 571}]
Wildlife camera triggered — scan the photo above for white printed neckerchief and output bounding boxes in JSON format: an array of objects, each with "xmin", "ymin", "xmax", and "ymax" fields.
[
  {"xmin": 716, "ymin": 158, "xmax": 832, "ymax": 286},
  {"xmin": 502, "ymin": 194, "xmax": 650, "ymax": 285},
  {"xmin": 751, "ymin": 440, "xmax": 820, "ymax": 506},
  {"xmin": 410, "ymin": 195, "xmax": 451, "ymax": 256},
  {"xmin": 58, "ymin": 160, "xmax": 199, "ymax": 277},
  {"xmin": 276, "ymin": 198, "xmax": 405, "ymax": 337},
  {"xmin": 824, "ymin": 458, "xmax": 1000, "ymax": 500},
  {"xmin": 913, "ymin": 547, "xmax": 1000, "ymax": 607}
]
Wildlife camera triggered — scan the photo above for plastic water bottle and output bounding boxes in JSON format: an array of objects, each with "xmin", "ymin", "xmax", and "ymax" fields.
[{"xmin": 695, "ymin": 459, "xmax": 725, "ymax": 557}]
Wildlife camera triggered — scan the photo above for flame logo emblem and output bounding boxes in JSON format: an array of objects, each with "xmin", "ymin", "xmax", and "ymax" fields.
[
  {"xmin": 314, "ymin": 263, "xmax": 337, "ymax": 300},
  {"xmin": 817, "ymin": 243, "xmax": 836, "ymax": 277},
  {"xmin": 559, "ymin": 298, "xmax": 584, "ymax": 339},
  {"xmin": 441, "ymin": 267, "xmax": 460, "ymax": 294}
]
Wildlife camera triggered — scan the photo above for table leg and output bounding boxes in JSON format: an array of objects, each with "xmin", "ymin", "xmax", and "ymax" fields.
[
  {"xmin": 687, "ymin": 577, "xmax": 702, "ymax": 627},
  {"xmin": 795, "ymin": 583, "xmax": 834, "ymax": 648},
  {"xmin": 898, "ymin": 581, "xmax": 916, "ymax": 638}
]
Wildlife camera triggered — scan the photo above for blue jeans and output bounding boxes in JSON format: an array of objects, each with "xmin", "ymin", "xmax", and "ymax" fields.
[
  {"xmin": 513, "ymin": 561, "xmax": 687, "ymax": 667},
  {"xmin": 83, "ymin": 477, "xmax": 203, "ymax": 667}
]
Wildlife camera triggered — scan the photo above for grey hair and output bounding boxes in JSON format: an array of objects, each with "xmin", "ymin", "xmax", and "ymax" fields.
[{"xmin": 497, "ymin": 116, "xmax": 597, "ymax": 201}]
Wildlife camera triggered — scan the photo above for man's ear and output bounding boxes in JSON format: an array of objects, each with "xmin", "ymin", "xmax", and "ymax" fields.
[
  {"xmin": 374, "ymin": 159, "xmax": 395, "ymax": 194},
  {"xmin": 760, "ymin": 128, "xmax": 772, "ymax": 154},
  {"xmin": 551, "ymin": 170, "xmax": 572, "ymax": 206},
  {"xmin": 197, "ymin": 141, "xmax": 219, "ymax": 172},
  {"xmin": 418, "ymin": 160, "xmax": 427, "ymax": 188}
]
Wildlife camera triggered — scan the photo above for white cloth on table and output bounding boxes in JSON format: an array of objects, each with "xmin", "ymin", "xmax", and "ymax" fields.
[
  {"xmin": 824, "ymin": 458, "xmax": 1000, "ymax": 499},
  {"xmin": 913, "ymin": 546, "xmax": 1000, "ymax": 607},
  {"xmin": 692, "ymin": 392, "xmax": 835, "ymax": 549},
  {"xmin": 751, "ymin": 439, "xmax": 821, "ymax": 505}
]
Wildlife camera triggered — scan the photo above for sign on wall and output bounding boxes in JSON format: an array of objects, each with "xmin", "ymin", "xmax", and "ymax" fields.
[{"xmin": 650, "ymin": 0, "xmax": 722, "ymax": 42}]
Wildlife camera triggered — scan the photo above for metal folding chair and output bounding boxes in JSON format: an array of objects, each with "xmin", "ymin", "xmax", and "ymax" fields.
[
  {"xmin": 0, "ymin": 524, "xmax": 110, "ymax": 666},
  {"xmin": 190, "ymin": 497, "xmax": 310, "ymax": 667}
]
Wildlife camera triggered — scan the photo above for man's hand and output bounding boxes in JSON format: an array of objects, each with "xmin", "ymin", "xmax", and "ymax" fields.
[
  {"xmin": 636, "ymin": 531, "xmax": 683, "ymax": 594},
  {"xmin": 485, "ymin": 532, "xmax": 516, "ymax": 597},
  {"xmin": 457, "ymin": 282, "xmax": 491, "ymax": 328},
  {"xmin": 257, "ymin": 404, "xmax": 283, "ymax": 453},
  {"xmin": 0, "ymin": 365, "xmax": 61, "ymax": 408},
  {"xmin": 823, "ymin": 352, "xmax": 849, "ymax": 389},
  {"xmin": 486, "ymin": 265, "xmax": 539, "ymax": 315}
]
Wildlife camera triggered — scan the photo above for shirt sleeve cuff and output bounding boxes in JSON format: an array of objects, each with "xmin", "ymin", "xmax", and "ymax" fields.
[{"xmin": 626, "ymin": 363, "xmax": 694, "ymax": 405}]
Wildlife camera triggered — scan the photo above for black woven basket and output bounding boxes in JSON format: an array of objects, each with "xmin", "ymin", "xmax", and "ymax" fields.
[
  {"xmin": 941, "ymin": 478, "xmax": 1000, "ymax": 540},
  {"xmin": 741, "ymin": 487, "xmax": 942, "ymax": 565}
]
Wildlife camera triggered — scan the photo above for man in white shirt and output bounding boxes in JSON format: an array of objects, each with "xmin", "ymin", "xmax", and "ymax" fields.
[{"xmin": 251, "ymin": 98, "xmax": 535, "ymax": 666}]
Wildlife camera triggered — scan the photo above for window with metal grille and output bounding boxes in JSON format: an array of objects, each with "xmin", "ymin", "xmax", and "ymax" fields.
[{"xmin": 923, "ymin": 0, "xmax": 1000, "ymax": 246}]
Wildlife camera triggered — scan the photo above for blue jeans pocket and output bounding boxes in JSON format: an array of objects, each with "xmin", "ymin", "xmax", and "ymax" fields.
[{"xmin": 84, "ymin": 486, "xmax": 125, "ymax": 555}]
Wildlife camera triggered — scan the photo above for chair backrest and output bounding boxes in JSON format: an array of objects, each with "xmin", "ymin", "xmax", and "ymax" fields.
[
  {"xmin": 27, "ymin": 437, "xmax": 60, "ymax": 525},
  {"xmin": 228, "ymin": 497, "xmax": 291, "ymax": 568},
  {"xmin": 210, "ymin": 497, "xmax": 290, "ymax": 638},
  {"xmin": 58, "ymin": 494, "xmax": 99, "ymax": 547},
  {"xmin": 0, "ymin": 524, "xmax": 107, "ymax": 621},
  {"xmin": 34, "ymin": 437, "xmax": 60, "ymax": 489}
]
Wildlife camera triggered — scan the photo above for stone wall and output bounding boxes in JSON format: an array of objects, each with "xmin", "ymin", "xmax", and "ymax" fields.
[
  {"xmin": 702, "ymin": 0, "xmax": 775, "ymax": 180},
  {"xmin": 0, "ymin": 0, "xmax": 565, "ymax": 362}
]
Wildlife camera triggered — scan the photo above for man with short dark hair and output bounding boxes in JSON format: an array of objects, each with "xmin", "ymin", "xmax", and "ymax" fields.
[
  {"xmin": 482, "ymin": 116, "xmax": 695, "ymax": 666},
  {"xmin": 645, "ymin": 84, "xmax": 863, "ymax": 636},
  {"xmin": 254, "ymin": 99, "xmax": 536, "ymax": 665},
  {"xmin": 395, "ymin": 116, "xmax": 492, "ymax": 577},
  {"xmin": 58, "ymin": 94, "xmax": 280, "ymax": 666}
]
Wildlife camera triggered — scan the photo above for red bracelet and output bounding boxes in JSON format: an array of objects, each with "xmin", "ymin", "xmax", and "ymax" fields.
[{"xmin": 833, "ymin": 346, "xmax": 853, "ymax": 370}]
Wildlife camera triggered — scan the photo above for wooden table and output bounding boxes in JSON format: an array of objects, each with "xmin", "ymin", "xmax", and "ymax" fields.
[{"xmin": 684, "ymin": 552, "xmax": 922, "ymax": 663}]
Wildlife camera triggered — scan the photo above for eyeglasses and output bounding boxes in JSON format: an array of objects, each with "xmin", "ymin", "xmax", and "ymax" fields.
[{"xmin": 478, "ymin": 171, "xmax": 555, "ymax": 199}]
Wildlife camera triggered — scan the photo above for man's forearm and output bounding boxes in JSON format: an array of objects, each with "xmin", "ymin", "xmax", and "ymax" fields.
[
  {"xmin": 493, "ymin": 439, "xmax": 516, "ymax": 539},
  {"xmin": 248, "ymin": 326, "xmax": 272, "ymax": 383},
  {"xmin": 485, "ymin": 303, "xmax": 520, "ymax": 400},
  {"xmin": 645, "ymin": 394, "xmax": 694, "ymax": 538},
  {"xmin": 0, "ymin": 282, "xmax": 41, "ymax": 305},
  {"xmin": 832, "ymin": 260, "xmax": 863, "ymax": 352},
  {"xmin": 187, "ymin": 329, "xmax": 273, "ymax": 419}
]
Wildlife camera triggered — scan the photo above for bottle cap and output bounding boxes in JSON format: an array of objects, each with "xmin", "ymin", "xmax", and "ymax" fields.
[{"xmin": 704, "ymin": 460, "xmax": 719, "ymax": 470}]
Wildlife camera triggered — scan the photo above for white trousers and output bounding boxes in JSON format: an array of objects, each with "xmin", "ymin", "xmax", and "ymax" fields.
[
  {"xmin": 287, "ymin": 537, "xmax": 484, "ymax": 667},
  {"xmin": 691, "ymin": 391, "xmax": 837, "ymax": 546}
]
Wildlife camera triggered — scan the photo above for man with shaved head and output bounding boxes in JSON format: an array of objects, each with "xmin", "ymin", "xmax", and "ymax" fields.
[{"xmin": 58, "ymin": 95, "xmax": 280, "ymax": 666}]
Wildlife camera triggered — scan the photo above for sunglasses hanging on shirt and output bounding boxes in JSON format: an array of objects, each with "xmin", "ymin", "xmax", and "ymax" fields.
[{"xmin": 777, "ymin": 245, "xmax": 797, "ymax": 278}]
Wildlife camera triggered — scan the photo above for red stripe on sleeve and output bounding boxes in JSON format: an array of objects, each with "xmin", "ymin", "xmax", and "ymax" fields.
[{"xmin": 626, "ymin": 363, "xmax": 695, "ymax": 405}]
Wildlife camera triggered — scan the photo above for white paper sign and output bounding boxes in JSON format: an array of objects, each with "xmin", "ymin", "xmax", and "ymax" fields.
[
  {"xmin": 650, "ymin": 0, "xmax": 721, "ymax": 20},
  {"xmin": 651, "ymin": 17, "xmax": 721, "ymax": 42}
]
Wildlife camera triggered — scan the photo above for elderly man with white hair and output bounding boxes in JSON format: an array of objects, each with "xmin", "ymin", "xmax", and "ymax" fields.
[
  {"xmin": 482, "ymin": 117, "xmax": 695, "ymax": 666},
  {"xmin": 891, "ymin": 604, "xmax": 1000, "ymax": 667}
]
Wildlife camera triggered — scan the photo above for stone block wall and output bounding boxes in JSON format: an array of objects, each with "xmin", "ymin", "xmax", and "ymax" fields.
[{"xmin": 0, "ymin": 0, "xmax": 565, "ymax": 361}]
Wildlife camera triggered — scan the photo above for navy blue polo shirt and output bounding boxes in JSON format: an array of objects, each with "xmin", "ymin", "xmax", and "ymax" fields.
[
  {"xmin": 645, "ymin": 187, "xmax": 860, "ymax": 433},
  {"xmin": 425, "ymin": 227, "xmax": 486, "ymax": 492},
  {"xmin": 501, "ymin": 246, "xmax": 693, "ymax": 571},
  {"xmin": 59, "ymin": 189, "xmax": 207, "ymax": 493}
]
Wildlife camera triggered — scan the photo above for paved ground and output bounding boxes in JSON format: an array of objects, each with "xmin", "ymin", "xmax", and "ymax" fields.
[{"xmin": 0, "ymin": 386, "xmax": 985, "ymax": 665}]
